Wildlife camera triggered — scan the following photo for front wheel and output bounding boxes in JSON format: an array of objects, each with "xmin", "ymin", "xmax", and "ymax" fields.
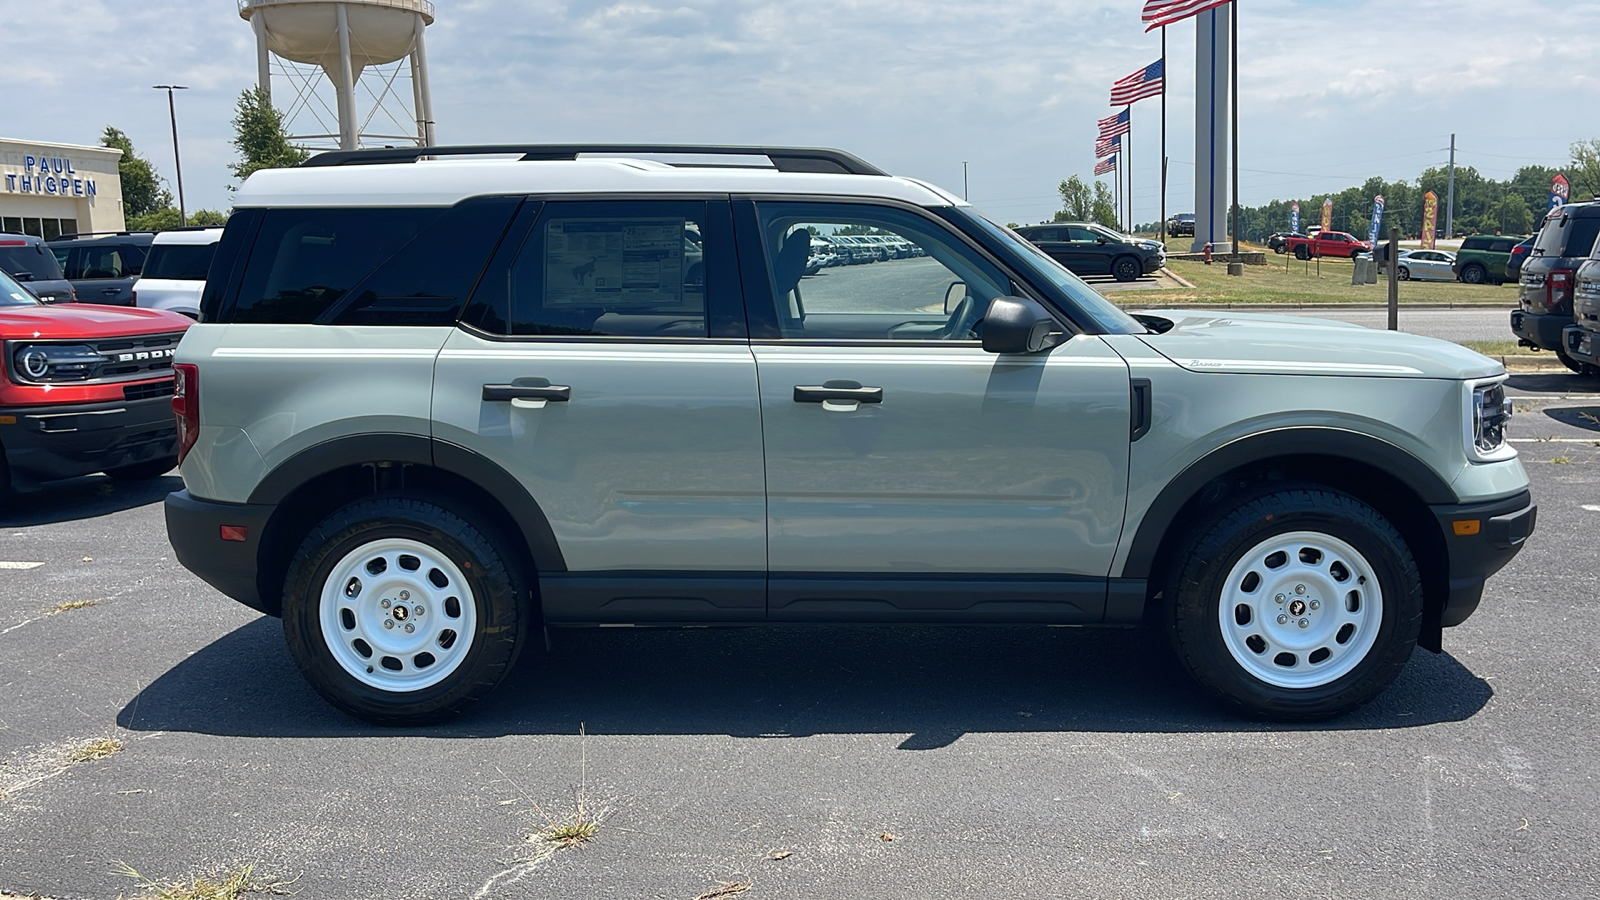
[
  {"xmin": 1112, "ymin": 255, "xmax": 1141, "ymax": 282},
  {"xmin": 281, "ymin": 496, "xmax": 530, "ymax": 725},
  {"xmin": 1397, "ymin": 266, "xmax": 1411, "ymax": 281},
  {"xmin": 1165, "ymin": 485, "xmax": 1423, "ymax": 720},
  {"xmin": 1461, "ymin": 264, "xmax": 1487, "ymax": 285}
]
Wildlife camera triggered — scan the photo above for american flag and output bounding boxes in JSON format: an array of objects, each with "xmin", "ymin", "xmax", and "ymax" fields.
[
  {"xmin": 1094, "ymin": 155, "xmax": 1118, "ymax": 176},
  {"xmin": 1097, "ymin": 109, "xmax": 1130, "ymax": 140},
  {"xmin": 1142, "ymin": 0, "xmax": 1232, "ymax": 31},
  {"xmin": 1110, "ymin": 59, "xmax": 1164, "ymax": 106},
  {"xmin": 1095, "ymin": 134, "xmax": 1122, "ymax": 158}
]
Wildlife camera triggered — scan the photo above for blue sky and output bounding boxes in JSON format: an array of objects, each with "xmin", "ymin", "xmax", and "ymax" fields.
[{"xmin": 4, "ymin": 0, "xmax": 1594, "ymax": 225}]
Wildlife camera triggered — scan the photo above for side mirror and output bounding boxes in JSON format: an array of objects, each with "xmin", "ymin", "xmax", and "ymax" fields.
[
  {"xmin": 981, "ymin": 296, "xmax": 1060, "ymax": 354},
  {"xmin": 944, "ymin": 281, "xmax": 968, "ymax": 315}
]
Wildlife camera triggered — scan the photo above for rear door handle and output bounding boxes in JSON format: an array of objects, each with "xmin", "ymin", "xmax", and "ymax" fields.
[
  {"xmin": 483, "ymin": 384, "xmax": 571, "ymax": 402},
  {"xmin": 794, "ymin": 384, "xmax": 882, "ymax": 403}
]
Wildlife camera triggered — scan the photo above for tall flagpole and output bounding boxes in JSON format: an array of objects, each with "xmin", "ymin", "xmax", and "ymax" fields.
[
  {"xmin": 1125, "ymin": 105, "xmax": 1133, "ymax": 231},
  {"xmin": 1229, "ymin": 0, "xmax": 1241, "ymax": 270},
  {"xmin": 1160, "ymin": 27, "xmax": 1168, "ymax": 246}
]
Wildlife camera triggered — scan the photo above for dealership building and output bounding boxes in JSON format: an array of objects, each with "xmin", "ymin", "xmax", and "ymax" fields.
[{"xmin": 1, "ymin": 137, "xmax": 126, "ymax": 239}]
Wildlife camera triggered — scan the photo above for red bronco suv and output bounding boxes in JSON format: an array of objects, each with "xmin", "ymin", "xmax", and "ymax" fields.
[{"xmin": 0, "ymin": 265, "xmax": 191, "ymax": 492}]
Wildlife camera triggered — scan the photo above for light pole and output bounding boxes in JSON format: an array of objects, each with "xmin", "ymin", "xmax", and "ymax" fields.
[
  {"xmin": 962, "ymin": 161, "xmax": 969, "ymax": 200},
  {"xmin": 152, "ymin": 85, "xmax": 189, "ymax": 226}
]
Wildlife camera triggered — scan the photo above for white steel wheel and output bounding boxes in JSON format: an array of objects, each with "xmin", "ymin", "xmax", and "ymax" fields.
[
  {"xmin": 318, "ymin": 537, "xmax": 479, "ymax": 692},
  {"xmin": 1216, "ymin": 531, "xmax": 1383, "ymax": 689}
]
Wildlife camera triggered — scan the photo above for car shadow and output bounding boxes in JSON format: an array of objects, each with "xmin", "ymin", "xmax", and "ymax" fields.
[
  {"xmin": 116, "ymin": 617, "xmax": 1492, "ymax": 744},
  {"xmin": 1508, "ymin": 372, "xmax": 1600, "ymax": 395},
  {"xmin": 1543, "ymin": 406, "xmax": 1600, "ymax": 432},
  {"xmin": 0, "ymin": 474, "xmax": 180, "ymax": 527}
]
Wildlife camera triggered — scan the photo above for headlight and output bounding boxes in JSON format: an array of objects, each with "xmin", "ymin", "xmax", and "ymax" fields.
[
  {"xmin": 1464, "ymin": 378, "xmax": 1515, "ymax": 462},
  {"xmin": 11, "ymin": 343, "xmax": 105, "ymax": 383}
]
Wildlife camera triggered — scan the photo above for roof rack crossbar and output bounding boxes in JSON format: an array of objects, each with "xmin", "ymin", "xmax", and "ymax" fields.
[{"xmin": 300, "ymin": 144, "xmax": 889, "ymax": 176}]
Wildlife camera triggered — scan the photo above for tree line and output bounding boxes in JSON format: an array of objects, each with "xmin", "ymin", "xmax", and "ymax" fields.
[{"xmin": 106, "ymin": 87, "xmax": 308, "ymax": 231}]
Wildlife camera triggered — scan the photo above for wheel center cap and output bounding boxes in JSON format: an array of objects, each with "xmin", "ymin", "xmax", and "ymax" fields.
[
  {"xmin": 1288, "ymin": 599, "xmax": 1307, "ymax": 616},
  {"xmin": 391, "ymin": 604, "xmax": 410, "ymax": 621}
]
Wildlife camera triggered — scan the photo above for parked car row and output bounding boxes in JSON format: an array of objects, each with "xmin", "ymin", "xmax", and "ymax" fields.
[
  {"xmin": 1512, "ymin": 199, "xmax": 1600, "ymax": 375},
  {"xmin": 806, "ymin": 232, "xmax": 926, "ymax": 270},
  {"xmin": 0, "ymin": 227, "xmax": 222, "ymax": 319}
]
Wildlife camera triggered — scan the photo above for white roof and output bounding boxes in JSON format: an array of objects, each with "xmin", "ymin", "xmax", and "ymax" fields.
[
  {"xmin": 152, "ymin": 227, "xmax": 224, "ymax": 245},
  {"xmin": 233, "ymin": 157, "xmax": 966, "ymax": 209}
]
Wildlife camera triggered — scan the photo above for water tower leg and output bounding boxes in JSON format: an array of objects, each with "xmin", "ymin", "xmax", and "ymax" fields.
[
  {"xmin": 410, "ymin": 15, "xmax": 435, "ymax": 146},
  {"xmin": 252, "ymin": 12, "xmax": 271, "ymax": 100},
  {"xmin": 334, "ymin": 2, "xmax": 358, "ymax": 150}
]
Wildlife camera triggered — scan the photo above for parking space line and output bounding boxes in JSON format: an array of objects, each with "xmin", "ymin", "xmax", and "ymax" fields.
[{"xmin": 0, "ymin": 561, "xmax": 44, "ymax": 570}]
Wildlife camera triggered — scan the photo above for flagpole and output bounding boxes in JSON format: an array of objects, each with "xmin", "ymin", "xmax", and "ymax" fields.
[
  {"xmin": 1126, "ymin": 104, "xmax": 1133, "ymax": 231},
  {"xmin": 1229, "ymin": 0, "xmax": 1241, "ymax": 271},
  {"xmin": 1160, "ymin": 26, "xmax": 1167, "ymax": 247}
]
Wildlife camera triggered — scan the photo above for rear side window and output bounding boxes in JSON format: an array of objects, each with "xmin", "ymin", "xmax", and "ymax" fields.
[
  {"xmin": 143, "ymin": 243, "xmax": 218, "ymax": 281},
  {"xmin": 1489, "ymin": 240, "xmax": 1515, "ymax": 253},
  {"xmin": 57, "ymin": 243, "xmax": 145, "ymax": 279},
  {"xmin": 226, "ymin": 198, "xmax": 519, "ymax": 325},
  {"xmin": 1462, "ymin": 237, "xmax": 1491, "ymax": 251},
  {"xmin": 0, "ymin": 241, "xmax": 64, "ymax": 281},
  {"xmin": 1533, "ymin": 211, "xmax": 1600, "ymax": 260}
]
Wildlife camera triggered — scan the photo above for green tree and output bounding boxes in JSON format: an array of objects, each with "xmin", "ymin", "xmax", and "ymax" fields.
[
  {"xmin": 1089, "ymin": 181, "xmax": 1118, "ymax": 229},
  {"xmin": 1055, "ymin": 175, "xmax": 1093, "ymax": 221},
  {"xmin": 188, "ymin": 209, "xmax": 229, "ymax": 227},
  {"xmin": 128, "ymin": 208, "xmax": 183, "ymax": 232},
  {"xmin": 229, "ymin": 86, "xmax": 310, "ymax": 184},
  {"xmin": 1570, "ymin": 139, "xmax": 1600, "ymax": 205},
  {"xmin": 100, "ymin": 126, "xmax": 173, "ymax": 219}
]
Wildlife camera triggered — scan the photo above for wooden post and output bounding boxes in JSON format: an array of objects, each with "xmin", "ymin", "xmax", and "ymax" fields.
[{"xmin": 1387, "ymin": 226, "xmax": 1400, "ymax": 331}]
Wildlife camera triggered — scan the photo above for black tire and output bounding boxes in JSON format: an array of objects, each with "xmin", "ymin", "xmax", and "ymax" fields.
[
  {"xmin": 1273, "ymin": 245, "xmax": 1287, "ymax": 254},
  {"xmin": 105, "ymin": 458, "xmax": 177, "ymax": 481},
  {"xmin": 1164, "ymin": 484, "xmax": 1423, "ymax": 721},
  {"xmin": 1112, "ymin": 255, "xmax": 1141, "ymax": 282},
  {"xmin": 1397, "ymin": 266, "xmax": 1411, "ymax": 281},
  {"xmin": 281, "ymin": 495, "xmax": 531, "ymax": 725},
  {"xmin": 1349, "ymin": 249, "xmax": 1361, "ymax": 260},
  {"xmin": 1461, "ymin": 264, "xmax": 1487, "ymax": 285},
  {"xmin": 1294, "ymin": 246, "xmax": 1311, "ymax": 261}
]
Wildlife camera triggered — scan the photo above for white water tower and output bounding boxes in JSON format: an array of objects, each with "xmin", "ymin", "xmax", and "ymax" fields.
[{"xmin": 240, "ymin": 0, "xmax": 436, "ymax": 151}]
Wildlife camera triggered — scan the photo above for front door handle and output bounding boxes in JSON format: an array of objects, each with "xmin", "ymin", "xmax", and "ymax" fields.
[
  {"xmin": 483, "ymin": 384, "xmax": 571, "ymax": 402},
  {"xmin": 793, "ymin": 384, "xmax": 882, "ymax": 404}
]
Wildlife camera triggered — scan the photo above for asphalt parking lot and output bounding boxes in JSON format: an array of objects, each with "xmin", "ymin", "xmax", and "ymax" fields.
[{"xmin": 1, "ymin": 375, "xmax": 1597, "ymax": 900}]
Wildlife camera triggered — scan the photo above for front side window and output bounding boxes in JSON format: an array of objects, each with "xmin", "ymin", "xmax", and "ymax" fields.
[
  {"xmin": 465, "ymin": 200, "xmax": 710, "ymax": 338},
  {"xmin": 753, "ymin": 202, "xmax": 1010, "ymax": 342},
  {"xmin": 143, "ymin": 243, "xmax": 218, "ymax": 281}
]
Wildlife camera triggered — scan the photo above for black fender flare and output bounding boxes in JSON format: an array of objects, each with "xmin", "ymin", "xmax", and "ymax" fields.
[
  {"xmin": 248, "ymin": 433, "xmax": 567, "ymax": 573},
  {"xmin": 1120, "ymin": 427, "xmax": 1455, "ymax": 581}
]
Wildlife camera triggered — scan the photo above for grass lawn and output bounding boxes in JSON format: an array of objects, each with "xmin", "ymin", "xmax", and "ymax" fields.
[{"xmin": 1151, "ymin": 256, "xmax": 1518, "ymax": 306}]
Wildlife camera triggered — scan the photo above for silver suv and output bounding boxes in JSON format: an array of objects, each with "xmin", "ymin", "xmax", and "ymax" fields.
[{"xmin": 164, "ymin": 144, "xmax": 1536, "ymax": 725}]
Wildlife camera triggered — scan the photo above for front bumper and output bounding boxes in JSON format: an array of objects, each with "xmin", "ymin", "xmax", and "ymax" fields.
[
  {"xmin": 1429, "ymin": 490, "xmax": 1536, "ymax": 635},
  {"xmin": 1562, "ymin": 324, "xmax": 1600, "ymax": 367},
  {"xmin": 0, "ymin": 393, "xmax": 177, "ymax": 489},
  {"xmin": 1510, "ymin": 308, "xmax": 1570, "ymax": 351},
  {"xmin": 165, "ymin": 489, "xmax": 276, "ymax": 615}
]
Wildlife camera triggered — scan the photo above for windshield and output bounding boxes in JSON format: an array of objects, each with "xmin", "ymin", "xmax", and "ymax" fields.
[
  {"xmin": 944, "ymin": 208, "xmax": 1145, "ymax": 334},
  {"xmin": 143, "ymin": 242, "xmax": 218, "ymax": 280},
  {"xmin": 1088, "ymin": 224, "xmax": 1129, "ymax": 242},
  {"xmin": 0, "ymin": 242, "xmax": 64, "ymax": 282},
  {"xmin": 0, "ymin": 268, "xmax": 41, "ymax": 307}
]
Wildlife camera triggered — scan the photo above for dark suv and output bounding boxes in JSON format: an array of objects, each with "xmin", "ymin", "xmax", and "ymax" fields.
[
  {"xmin": 1512, "ymin": 201, "xmax": 1600, "ymax": 373},
  {"xmin": 0, "ymin": 233, "xmax": 76, "ymax": 303},
  {"xmin": 48, "ymin": 232, "xmax": 153, "ymax": 306},
  {"xmin": 1169, "ymin": 213, "xmax": 1195, "ymax": 237},
  {"xmin": 1013, "ymin": 222, "xmax": 1165, "ymax": 282},
  {"xmin": 1454, "ymin": 235, "xmax": 1523, "ymax": 285}
]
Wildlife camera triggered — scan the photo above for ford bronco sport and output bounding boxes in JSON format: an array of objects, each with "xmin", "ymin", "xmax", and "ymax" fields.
[{"xmin": 164, "ymin": 144, "xmax": 1535, "ymax": 725}]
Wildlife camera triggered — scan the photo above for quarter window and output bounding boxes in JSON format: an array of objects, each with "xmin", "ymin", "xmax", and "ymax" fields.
[{"xmin": 752, "ymin": 202, "xmax": 1010, "ymax": 341}]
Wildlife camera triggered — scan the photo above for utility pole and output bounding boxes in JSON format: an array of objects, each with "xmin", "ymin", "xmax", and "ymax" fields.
[
  {"xmin": 962, "ymin": 161, "xmax": 969, "ymax": 201},
  {"xmin": 1445, "ymin": 133, "xmax": 1456, "ymax": 240},
  {"xmin": 1227, "ymin": 0, "xmax": 1242, "ymax": 275},
  {"xmin": 152, "ymin": 85, "xmax": 189, "ymax": 226}
]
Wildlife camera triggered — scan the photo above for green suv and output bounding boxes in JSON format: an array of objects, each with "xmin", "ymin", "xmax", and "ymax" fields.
[
  {"xmin": 1453, "ymin": 234, "xmax": 1526, "ymax": 285},
  {"xmin": 163, "ymin": 144, "xmax": 1535, "ymax": 725}
]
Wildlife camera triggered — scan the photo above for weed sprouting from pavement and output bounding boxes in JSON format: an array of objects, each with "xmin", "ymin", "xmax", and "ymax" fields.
[
  {"xmin": 500, "ymin": 723, "xmax": 610, "ymax": 851},
  {"xmin": 112, "ymin": 861, "xmax": 286, "ymax": 900},
  {"xmin": 47, "ymin": 599, "xmax": 97, "ymax": 615},
  {"xmin": 67, "ymin": 738, "xmax": 123, "ymax": 763},
  {"xmin": 1551, "ymin": 456, "xmax": 1573, "ymax": 465},
  {"xmin": 693, "ymin": 879, "xmax": 753, "ymax": 899}
]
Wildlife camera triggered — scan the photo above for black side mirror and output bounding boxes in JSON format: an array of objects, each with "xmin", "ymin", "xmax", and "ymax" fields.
[{"xmin": 982, "ymin": 296, "xmax": 1060, "ymax": 354}]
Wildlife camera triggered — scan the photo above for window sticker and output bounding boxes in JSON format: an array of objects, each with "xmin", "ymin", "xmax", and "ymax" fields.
[{"xmin": 545, "ymin": 218, "xmax": 689, "ymax": 309}]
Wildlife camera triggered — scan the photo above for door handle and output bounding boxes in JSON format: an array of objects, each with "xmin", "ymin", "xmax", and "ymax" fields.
[
  {"xmin": 102, "ymin": 288, "xmax": 121, "ymax": 294},
  {"xmin": 793, "ymin": 384, "xmax": 882, "ymax": 404},
  {"xmin": 483, "ymin": 384, "xmax": 571, "ymax": 402}
]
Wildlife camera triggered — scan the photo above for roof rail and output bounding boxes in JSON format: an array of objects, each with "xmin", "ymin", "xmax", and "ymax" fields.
[{"xmin": 301, "ymin": 144, "xmax": 890, "ymax": 177}]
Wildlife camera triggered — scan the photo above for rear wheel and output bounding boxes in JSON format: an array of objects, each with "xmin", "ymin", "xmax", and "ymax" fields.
[
  {"xmin": 1294, "ymin": 246, "xmax": 1311, "ymax": 261},
  {"xmin": 1165, "ymin": 485, "xmax": 1423, "ymax": 720},
  {"xmin": 281, "ymin": 496, "xmax": 530, "ymax": 725},
  {"xmin": 1112, "ymin": 255, "xmax": 1142, "ymax": 282},
  {"xmin": 1461, "ymin": 263, "xmax": 1487, "ymax": 285}
]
